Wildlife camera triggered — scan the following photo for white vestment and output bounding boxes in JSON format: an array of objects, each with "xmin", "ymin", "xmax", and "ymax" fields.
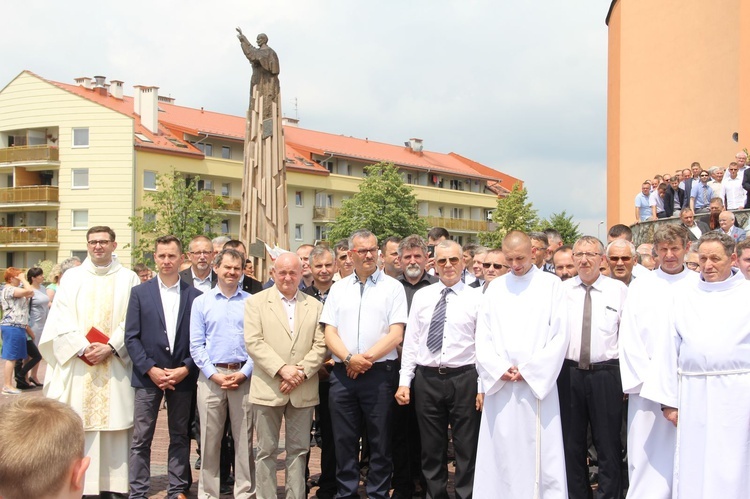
[
  {"xmin": 474, "ymin": 265, "xmax": 569, "ymax": 499},
  {"xmin": 619, "ymin": 267, "xmax": 697, "ymax": 499},
  {"xmin": 641, "ymin": 270, "xmax": 750, "ymax": 499},
  {"xmin": 39, "ymin": 256, "xmax": 140, "ymax": 495}
]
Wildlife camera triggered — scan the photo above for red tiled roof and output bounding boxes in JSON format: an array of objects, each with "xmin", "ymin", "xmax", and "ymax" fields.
[{"xmin": 39, "ymin": 72, "xmax": 520, "ymax": 186}]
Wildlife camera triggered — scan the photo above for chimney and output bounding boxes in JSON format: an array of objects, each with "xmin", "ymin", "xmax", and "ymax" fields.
[
  {"xmin": 282, "ymin": 117, "xmax": 299, "ymax": 127},
  {"xmin": 134, "ymin": 85, "xmax": 159, "ymax": 134},
  {"xmin": 157, "ymin": 95, "xmax": 175, "ymax": 104},
  {"xmin": 74, "ymin": 77, "xmax": 93, "ymax": 89},
  {"xmin": 110, "ymin": 80, "xmax": 124, "ymax": 99},
  {"xmin": 93, "ymin": 75, "xmax": 107, "ymax": 96},
  {"xmin": 408, "ymin": 138, "xmax": 423, "ymax": 153}
]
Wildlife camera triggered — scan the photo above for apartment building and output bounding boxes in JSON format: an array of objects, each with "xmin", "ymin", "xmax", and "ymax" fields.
[{"xmin": 0, "ymin": 70, "xmax": 522, "ymax": 269}]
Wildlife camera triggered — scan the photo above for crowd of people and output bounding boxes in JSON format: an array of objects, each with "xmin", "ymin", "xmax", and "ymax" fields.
[{"xmin": 0, "ymin": 216, "xmax": 748, "ymax": 499}]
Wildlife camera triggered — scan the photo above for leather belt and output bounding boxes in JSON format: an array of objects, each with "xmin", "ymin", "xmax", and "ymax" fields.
[
  {"xmin": 417, "ymin": 364, "xmax": 475, "ymax": 375},
  {"xmin": 564, "ymin": 358, "xmax": 619, "ymax": 371},
  {"xmin": 214, "ymin": 362, "xmax": 246, "ymax": 370}
]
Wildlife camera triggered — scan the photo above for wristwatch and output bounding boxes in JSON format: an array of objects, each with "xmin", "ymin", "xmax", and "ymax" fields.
[{"xmin": 344, "ymin": 353, "xmax": 353, "ymax": 366}]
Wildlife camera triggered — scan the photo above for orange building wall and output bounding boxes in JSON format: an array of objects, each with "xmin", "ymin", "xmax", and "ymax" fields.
[{"xmin": 607, "ymin": 0, "xmax": 743, "ymax": 226}]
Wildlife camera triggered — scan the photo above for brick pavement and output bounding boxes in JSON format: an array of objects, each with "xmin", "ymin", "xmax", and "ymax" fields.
[{"xmin": 1, "ymin": 360, "xmax": 458, "ymax": 498}]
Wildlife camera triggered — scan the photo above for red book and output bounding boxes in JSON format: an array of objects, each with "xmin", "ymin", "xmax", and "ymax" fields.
[{"xmin": 78, "ymin": 327, "xmax": 110, "ymax": 366}]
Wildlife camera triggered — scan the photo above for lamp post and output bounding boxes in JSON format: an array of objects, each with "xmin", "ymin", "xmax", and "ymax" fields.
[{"xmin": 597, "ymin": 221, "xmax": 604, "ymax": 241}]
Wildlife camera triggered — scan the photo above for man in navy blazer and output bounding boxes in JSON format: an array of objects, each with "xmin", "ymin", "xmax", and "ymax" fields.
[{"xmin": 125, "ymin": 235, "xmax": 202, "ymax": 499}]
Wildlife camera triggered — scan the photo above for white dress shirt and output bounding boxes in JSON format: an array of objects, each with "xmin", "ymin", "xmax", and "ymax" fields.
[
  {"xmin": 320, "ymin": 269, "xmax": 408, "ymax": 362},
  {"xmin": 279, "ymin": 291, "xmax": 297, "ymax": 334},
  {"xmin": 157, "ymin": 275, "xmax": 181, "ymax": 351},
  {"xmin": 399, "ymin": 280, "xmax": 477, "ymax": 387},
  {"xmin": 563, "ymin": 274, "xmax": 628, "ymax": 364},
  {"xmin": 723, "ymin": 175, "xmax": 747, "ymax": 210}
]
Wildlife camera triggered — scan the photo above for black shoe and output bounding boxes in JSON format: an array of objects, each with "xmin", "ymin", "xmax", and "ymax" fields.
[
  {"xmin": 15, "ymin": 378, "xmax": 32, "ymax": 390},
  {"xmin": 220, "ymin": 483, "xmax": 233, "ymax": 495},
  {"xmin": 194, "ymin": 456, "xmax": 201, "ymax": 470}
]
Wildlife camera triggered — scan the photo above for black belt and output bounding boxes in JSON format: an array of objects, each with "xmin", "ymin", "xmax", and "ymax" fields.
[
  {"xmin": 417, "ymin": 364, "xmax": 476, "ymax": 375},
  {"xmin": 334, "ymin": 360, "xmax": 396, "ymax": 371},
  {"xmin": 564, "ymin": 358, "xmax": 619, "ymax": 371},
  {"xmin": 214, "ymin": 361, "xmax": 246, "ymax": 370}
]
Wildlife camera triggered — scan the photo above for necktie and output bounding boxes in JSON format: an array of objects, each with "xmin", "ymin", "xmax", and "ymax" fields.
[
  {"xmin": 426, "ymin": 287, "xmax": 452, "ymax": 353},
  {"xmin": 579, "ymin": 284, "xmax": 592, "ymax": 369}
]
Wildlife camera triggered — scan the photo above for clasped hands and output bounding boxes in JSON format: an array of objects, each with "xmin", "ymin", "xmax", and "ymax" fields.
[
  {"xmin": 83, "ymin": 342, "xmax": 113, "ymax": 365},
  {"xmin": 500, "ymin": 366, "xmax": 524, "ymax": 382},
  {"xmin": 345, "ymin": 353, "xmax": 374, "ymax": 379},
  {"xmin": 148, "ymin": 366, "xmax": 191, "ymax": 390},
  {"xmin": 278, "ymin": 364, "xmax": 307, "ymax": 394}
]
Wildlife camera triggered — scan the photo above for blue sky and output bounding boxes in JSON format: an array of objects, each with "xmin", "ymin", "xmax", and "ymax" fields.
[{"xmin": 2, "ymin": 1, "xmax": 610, "ymax": 236}]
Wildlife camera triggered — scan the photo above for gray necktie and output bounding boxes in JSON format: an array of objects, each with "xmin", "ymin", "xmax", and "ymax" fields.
[
  {"xmin": 426, "ymin": 287, "xmax": 452, "ymax": 353},
  {"xmin": 579, "ymin": 284, "xmax": 592, "ymax": 369}
]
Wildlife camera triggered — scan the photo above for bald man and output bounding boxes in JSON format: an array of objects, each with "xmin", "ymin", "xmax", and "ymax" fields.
[{"xmin": 474, "ymin": 231, "xmax": 569, "ymax": 497}]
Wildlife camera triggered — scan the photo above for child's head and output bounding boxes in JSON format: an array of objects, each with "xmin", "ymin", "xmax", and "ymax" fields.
[{"xmin": 0, "ymin": 397, "xmax": 89, "ymax": 499}]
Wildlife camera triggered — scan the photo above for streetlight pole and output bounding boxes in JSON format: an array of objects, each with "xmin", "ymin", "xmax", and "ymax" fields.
[{"xmin": 597, "ymin": 221, "xmax": 604, "ymax": 241}]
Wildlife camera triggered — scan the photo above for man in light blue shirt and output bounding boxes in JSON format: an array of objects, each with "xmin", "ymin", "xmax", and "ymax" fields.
[
  {"xmin": 690, "ymin": 170, "xmax": 714, "ymax": 213},
  {"xmin": 190, "ymin": 248, "xmax": 254, "ymax": 499},
  {"xmin": 635, "ymin": 182, "xmax": 653, "ymax": 222}
]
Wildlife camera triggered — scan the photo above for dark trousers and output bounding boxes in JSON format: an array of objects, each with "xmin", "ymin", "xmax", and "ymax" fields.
[
  {"xmin": 414, "ymin": 366, "xmax": 480, "ymax": 499},
  {"xmin": 557, "ymin": 360, "xmax": 623, "ymax": 499},
  {"xmin": 129, "ymin": 388, "xmax": 192, "ymax": 499},
  {"xmin": 14, "ymin": 339, "xmax": 41, "ymax": 379},
  {"xmin": 316, "ymin": 380, "xmax": 337, "ymax": 499},
  {"xmin": 391, "ymin": 396, "xmax": 423, "ymax": 496},
  {"xmin": 329, "ymin": 362, "xmax": 396, "ymax": 499}
]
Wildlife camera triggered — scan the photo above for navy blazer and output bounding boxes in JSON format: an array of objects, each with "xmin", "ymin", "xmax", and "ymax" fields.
[{"xmin": 124, "ymin": 277, "xmax": 202, "ymax": 391}]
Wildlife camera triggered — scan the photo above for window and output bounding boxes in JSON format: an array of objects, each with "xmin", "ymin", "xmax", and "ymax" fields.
[
  {"xmin": 204, "ymin": 144, "xmax": 213, "ymax": 157},
  {"xmin": 72, "ymin": 128, "xmax": 89, "ymax": 148},
  {"xmin": 197, "ymin": 179, "xmax": 213, "ymax": 192},
  {"xmin": 450, "ymin": 179, "xmax": 463, "ymax": 191},
  {"xmin": 295, "ymin": 191, "xmax": 303, "ymax": 207},
  {"xmin": 450, "ymin": 208, "xmax": 464, "ymax": 219},
  {"xmin": 72, "ymin": 210, "xmax": 88, "ymax": 229},
  {"xmin": 222, "ymin": 183, "xmax": 231, "ymax": 196},
  {"xmin": 221, "ymin": 219, "xmax": 230, "ymax": 234},
  {"xmin": 144, "ymin": 212, "xmax": 156, "ymax": 224},
  {"xmin": 295, "ymin": 224, "xmax": 303, "ymax": 241},
  {"xmin": 71, "ymin": 250, "xmax": 88, "ymax": 261},
  {"xmin": 72, "ymin": 169, "xmax": 88, "ymax": 189},
  {"xmin": 221, "ymin": 146, "xmax": 231, "ymax": 159},
  {"xmin": 315, "ymin": 225, "xmax": 330, "ymax": 241},
  {"xmin": 193, "ymin": 142, "xmax": 205, "ymax": 153},
  {"xmin": 143, "ymin": 171, "xmax": 157, "ymax": 190}
]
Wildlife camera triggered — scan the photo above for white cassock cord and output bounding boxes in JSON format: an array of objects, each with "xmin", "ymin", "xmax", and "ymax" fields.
[
  {"xmin": 675, "ymin": 368, "xmax": 750, "ymax": 490},
  {"xmin": 533, "ymin": 397, "xmax": 541, "ymax": 499}
]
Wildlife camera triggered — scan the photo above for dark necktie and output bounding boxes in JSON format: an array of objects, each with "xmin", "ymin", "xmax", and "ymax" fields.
[
  {"xmin": 579, "ymin": 284, "xmax": 592, "ymax": 369},
  {"xmin": 426, "ymin": 287, "xmax": 452, "ymax": 353}
]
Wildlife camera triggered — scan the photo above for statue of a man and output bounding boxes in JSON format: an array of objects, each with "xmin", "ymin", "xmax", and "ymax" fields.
[{"xmin": 237, "ymin": 28, "xmax": 280, "ymax": 118}]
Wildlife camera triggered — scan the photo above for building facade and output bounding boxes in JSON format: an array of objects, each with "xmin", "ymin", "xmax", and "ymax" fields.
[{"xmin": 0, "ymin": 70, "xmax": 521, "ymax": 272}]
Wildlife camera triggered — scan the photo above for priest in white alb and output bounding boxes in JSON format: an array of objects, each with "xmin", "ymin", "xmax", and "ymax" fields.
[
  {"xmin": 619, "ymin": 225, "xmax": 697, "ymax": 498},
  {"xmin": 39, "ymin": 226, "xmax": 141, "ymax": 498},
  {"xmin": 641, "ymin": 231, "xmax": 750, "ymax": 499},
  {"xmin": 474, "ymin": 231, "xmax": 569, "ymax": 498}
]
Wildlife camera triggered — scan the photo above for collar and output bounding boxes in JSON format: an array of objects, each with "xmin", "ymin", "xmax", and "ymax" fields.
[
  {"xmin": 278, "ymin": 289, "xmax": 298, "ymax": 303},
  {"xmin": 353, "ymin": 268, "xmax": 382, "ymax": 286},
  {"xmin": 438, "ymin": 280, "xmax": 465, "ymax": 293},
  {"xmin": 572, "ymin": 273, "xmax": 605, "ymax": 291},
  {"xmin": 398, "ymin": 270, "xmax": 434, "ymax": 286},
  {"xmin": 191, "ymin": 268, "xmax": 213, "ymax": 282},
  {"xmin": 157, "ymin": 275, "xmax": 181, "ymax": 291},
  {"xmin": 211, "ymin": 283, "xmax": 244, "ymax": 299}
]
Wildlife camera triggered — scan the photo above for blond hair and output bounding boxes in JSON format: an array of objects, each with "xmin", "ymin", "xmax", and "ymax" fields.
[{"xmin": 0, "ymin": 398, "xmax": 85, "ymax": 499}]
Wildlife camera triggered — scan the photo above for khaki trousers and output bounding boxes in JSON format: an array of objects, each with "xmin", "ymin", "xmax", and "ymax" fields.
[{"xmin": 197, "ymin": 370, "xmax": 255, "ymax": 499}]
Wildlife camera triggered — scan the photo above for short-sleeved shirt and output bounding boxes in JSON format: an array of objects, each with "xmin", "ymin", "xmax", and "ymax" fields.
[
  {"xmin": 0, "ymin": 286, "xmax": 29, "ymax": 326},
  {"xmin": 635, "ymin": 193, "xmax": 651, "ymax": 221},
  {"xmin": 320, "ymin": 269, "xmax": 408, "ymax": 363},
  {"xmin": 690, "ymin": 182, "xmax": 713, "ymax": 210}
]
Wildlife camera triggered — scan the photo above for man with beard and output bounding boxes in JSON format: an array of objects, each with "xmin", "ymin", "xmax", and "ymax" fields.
[
  {"xmin": 398, "ymin": 235, "xmax": 438, "ymax": 309},
  {"xmin": 553, "ymin": 245, "xmax": 577, "ymax": 281}
]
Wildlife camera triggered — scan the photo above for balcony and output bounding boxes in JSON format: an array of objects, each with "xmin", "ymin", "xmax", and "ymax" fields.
[
  {"xmin": 424, "ymin": 216, "xmax": 490, "ymax": 233},
  {"xmin": 0, "ymin": 186, "xmax": 59, "ymax": 209},
  {"xmin": 0, "ymin": 145, "xmax": 60, "ymax": 170},
  {"xmin": 0, "ymin": 227, "xmax": 58, "ymax": 245},
  {"xmin": 204, "ymin": 193, "xmax": 241, "ymax": 213},
  {"xmin": 313, "ymin": 207, "xmax": 340, "ymax": 221}
]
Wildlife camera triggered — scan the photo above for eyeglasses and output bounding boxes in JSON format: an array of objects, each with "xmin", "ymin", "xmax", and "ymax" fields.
[
  {"xmin": 699, "ymin": 174, "xmax": 709, "ymax": 177},
  {"xmin": 572, "ymin": 252, "xmax": 600, "ymax": 260},
  {"xmin": 189, "ymin": 251, "xmax": 212, "ymax": 256},
  {"xmin": 436, "ymin": 256, "xmax": 460, "ymax": 266},
  {"xmin": 353, "ymin": 248, "xmax": 378, "ymax": 257},
  {"xmin": 87, "ymin": 240, "xmax": 112, "ymax": 247},
  {"xmin": 609, "ymin": 256, "xmax": 633, "ymax": 263},
  {"xmin": 686, "ymin": 262, "xmax": 699, "ymax": 269},
  {"xmin": 482, "ymin": 262, "xmax": 509, "ymax": 270}
]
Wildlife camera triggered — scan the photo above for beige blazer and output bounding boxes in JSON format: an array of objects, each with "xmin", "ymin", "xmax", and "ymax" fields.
[{"xmin": 244, "ymin": 287, "xmax": 326, "ymax": 407}]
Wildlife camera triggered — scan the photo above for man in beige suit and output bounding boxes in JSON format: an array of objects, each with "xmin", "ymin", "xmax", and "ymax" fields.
[{"xmin": 245, "ymin": 252, "xmax": 327, "ymax": 499}]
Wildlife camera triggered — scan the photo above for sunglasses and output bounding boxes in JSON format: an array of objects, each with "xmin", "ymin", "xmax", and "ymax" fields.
[
  {"xmin": 482, "ymin": 262, "xmax": 509, "ymax": 270},
  {"xmin": 436, "ymin": 257, "xmax": 460, "ymax": 266}
]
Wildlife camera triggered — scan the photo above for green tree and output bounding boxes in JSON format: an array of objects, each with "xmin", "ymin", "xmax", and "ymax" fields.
[
  {"xmin": 479, "ymin": 182, "xmax": 540, "ymax": 248},
  {"xmin": 540, "ymin": 210, "xmax": 582, "ymax": 245},
  {"xmin": 128, "ymin": 170, "xmax": 225, "ymax": 264},
  {"xmin": 327, "ymin": 162, "xmax": 427, "ymax": 243}
]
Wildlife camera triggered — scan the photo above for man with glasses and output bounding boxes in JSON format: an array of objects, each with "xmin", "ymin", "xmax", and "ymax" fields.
[
  {"xmin": 39, "ymin": 226, "xmax": 141, "ymax": 498},
  {"xmin": 690, "ymin": 170, "xmax": 714, "ymax": 214},
  {"xmin": 468, "ymin": 247, "xmax": 488, "ymax": 288},
  {"xmin": 723, "ymin": 162, "xmax": 746, "ymax": 210},
  {"xmin": 474, "ymin": 231, "xmax": 568, "ymax": 497},
  {"xmin": 619, "ymin": 225, "xmax": 696, "ymax": 498},
  {"xmin": 558, "ymin": 236, "xmax": 628, "ymax": 499},
  {"xmin": 396, "ymin": 240, "xmax": 481, "ymax": 499},
  {"xmin": 607, "ymin": 239, "xmax": 637, "ymax": 286},
  {"xmin": 480, "ymin": 249, "xmax": 509, "ymax": 290},
  {"xmin": 332, "ymin": 239, "xmax": 354, "ymax": 281},
  {"xmin": 321, "ymin": 229, "xmax": 408, "ymax": 499},
  {"xmin": 180, "ymin": 235, "xmax": 216, "ymax": 292}
]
